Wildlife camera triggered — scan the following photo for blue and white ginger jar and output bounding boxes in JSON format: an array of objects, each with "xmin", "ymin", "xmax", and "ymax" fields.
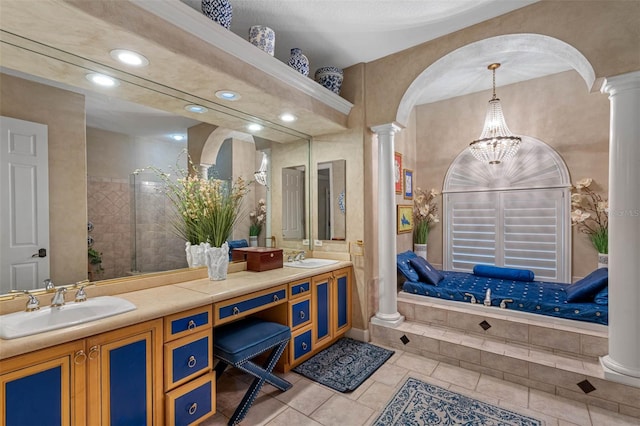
[
  {"xmin": 314, "ymin": 66, "xmax": 344, "ymax": 95},
  {"xmin": 201, "ymin": 0, "xmax": 232, "ymax": 29},
  {"xmin": 249, "ymin": 25, "xmax": 275, "ymax": 56},
  {"xmin": 287, "ymin": 48, "xmax": 309, "ymax": 76}
]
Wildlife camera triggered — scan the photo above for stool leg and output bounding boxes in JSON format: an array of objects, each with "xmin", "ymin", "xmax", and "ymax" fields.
[
  {"xmin": 214, "ymin": 359, "xmax": 229, "ymax": 380},
  {"xmin": 228, "ymin": 339, "xmax": 291, "ymax": 425}
]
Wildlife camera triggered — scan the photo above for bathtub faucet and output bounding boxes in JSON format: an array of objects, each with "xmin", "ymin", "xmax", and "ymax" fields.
[
  {"xmin": 500, "ymin": 299, "xmax": 514, "ymax": 309},
  {"xmin": 484, "ymin": 289, "xmax": 491, "ymax": 306},
  {"xmin": 464, "ymin": 293, "xmax": 477, "ymax": 304}
]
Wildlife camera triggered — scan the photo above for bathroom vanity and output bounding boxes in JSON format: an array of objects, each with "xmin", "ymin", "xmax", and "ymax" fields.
[{"xmin": 0, "ymin": 262, "xmax": 352, "ymax": 425}]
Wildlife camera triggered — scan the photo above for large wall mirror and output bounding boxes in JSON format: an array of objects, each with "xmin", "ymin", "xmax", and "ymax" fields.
[
  {"xmin": 0, "ymin": 33, "xmax": 311, "ymax": 295},
  {"xmin": 316, "ymin": 160, "xmax": 346, "ymax": 241}
]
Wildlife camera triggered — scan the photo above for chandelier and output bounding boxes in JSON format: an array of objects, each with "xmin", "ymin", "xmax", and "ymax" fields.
[
  {"xmin": 469, "ymin": 63, "xmax": 521, "ymax": 165},
  {"xmin": 254, "ymin": 151, "xmax": 268, "ymax": 186}
]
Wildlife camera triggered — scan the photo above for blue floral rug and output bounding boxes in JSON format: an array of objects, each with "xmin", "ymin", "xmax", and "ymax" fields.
[
  {"xmin": 373, "ymin": 378, "xmax": 543, "ymax": 425},
  {"xmin": 293, "ymin": 337, "xmax": 394, "ymax": 392}
]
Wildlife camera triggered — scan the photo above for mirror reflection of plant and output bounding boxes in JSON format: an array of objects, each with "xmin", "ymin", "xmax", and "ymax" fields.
[
  {"xmin": 571, "ymin": 178, "xmax": 608, "ymax": 254},
  {"xmin": 88, "ymin": 247, "xmax": 104, "ymax": 274},
  {"xmin": 249, "ymin": 199, "xmax": 267, "ymax": 237},
  {"xmin": 137, "ymin": 154, "xmax": 250, "ymax": 248},
  {"xmin": 413, "ymin": 187, "xmax": 440, "ymax": 244}
]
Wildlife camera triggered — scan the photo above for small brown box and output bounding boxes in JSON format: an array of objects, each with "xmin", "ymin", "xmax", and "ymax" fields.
[{"xmin": 231, "ymin": 247, "xmax": 283, "ymax": 272}]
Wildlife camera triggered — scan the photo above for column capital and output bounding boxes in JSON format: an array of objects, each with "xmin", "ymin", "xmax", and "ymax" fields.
[
  {"xmin": 370, "ymin": 122, "xmax": 404, "ymax": 136},
  {"xmin": 600, "ymin": 70, "xmax": 640, "ymax": 96}
]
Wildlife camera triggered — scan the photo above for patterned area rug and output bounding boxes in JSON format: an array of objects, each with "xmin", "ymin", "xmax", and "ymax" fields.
[
  {"xmin": 373, "ymin": 378, "xmax": 544, "ymax": 426},
  {"xmin": 293, "ymin": 337, "xmax": 394, "ymax": 392}
]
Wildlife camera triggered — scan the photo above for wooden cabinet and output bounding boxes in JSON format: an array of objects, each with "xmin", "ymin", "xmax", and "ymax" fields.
[
  {"xmin": 163, "ymin": 306, "xmax": 215, "ymax": 426},
  {"xmin": 312, "ymin": 267, "xmax": 352, "ymax": 352},
  {"xmin": 86, "ymin": 319, "xmax": 163, "ymax": 426},
  {"xmin": 0, "ymin": 320, "xmax": 162, "ymax": 426},
  {"xmin": 0, "ymin": 340, "xmax": 86, "ymax": 425}
]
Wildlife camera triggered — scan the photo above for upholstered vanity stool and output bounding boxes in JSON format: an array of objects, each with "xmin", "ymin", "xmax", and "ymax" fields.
[{"xmin": 213, "ymin": 317, "xmax": 292, "ymax": 425}]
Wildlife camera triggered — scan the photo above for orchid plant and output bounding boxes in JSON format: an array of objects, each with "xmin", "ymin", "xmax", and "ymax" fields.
[
  {"xmin": 570, "ymin": 178, "xmax": 608, "ymax": 254},
  {"xmin": 249, "ymin": 199, "xmax": 267, "ymax": 237},
  {"xmin": 413, "ymin": 187, "xmax": 440, "ymax": 244}
]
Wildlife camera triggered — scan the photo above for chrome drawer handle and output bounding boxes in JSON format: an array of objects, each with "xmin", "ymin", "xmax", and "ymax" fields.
[
  {"xmin": 188, "ymin": 355, "xmax": 197, "ymax": 368},
  {"xmin": 301, "ymin": 342, "xmax": 308, "ymax": 350},
  {"xmin": 232, "ymin": 306, "xmax": 240, "ymax": 315},
  {"xmin": 299, "ymin": 311, "xmax": 305, "ymax": 319},
  {"xmin": 273, "ymin": 294, "xmax": 279, "ymax": 302},
  {"xmin": 298, "ymin": 287, "xmax": 306, "ymax": 293},
  {"xmin": 188, "ymin": 402, "xmax": 198, "ymax": 415},
  {"xmin": 187, "ymin": 320, "xmax": 196, "ymax": 330}
]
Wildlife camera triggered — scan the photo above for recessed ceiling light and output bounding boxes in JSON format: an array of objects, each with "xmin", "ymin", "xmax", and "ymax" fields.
[
  {"xmin": 184, "ymin": 104, "xmax": 208, "ymax": 113},
  {"xmin": 85, "ymin": 73, "xmax": 119, "ymax": 87},
  {"xmin": 247, "ymin": 123, "xmax": 263, "ymax": 132},
  {"xmin": 279, "ymin": 113, "xmax": 297, "ymax": 122},
  {"xmin": 170, "ymin": 134, "xmax": 185, "ymax": 141},
  {"xmin": 215, "ymin": 90, "xmax": 240, "ymax": 101},
  {"xmin": 110, "ymin": 49, "xmax": 149, "ymax": 67}
]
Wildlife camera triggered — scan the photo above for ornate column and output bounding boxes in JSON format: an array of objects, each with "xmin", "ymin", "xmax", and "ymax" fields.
[
  {"xmin": 370, "ymin": 123, "xmax": 404, "ymax": 327},
  {"xmin": 600, "ymin": 70, "xmax": 640, "ymax": 387},
  {"xmin": 199, "ymin": 163, "xmax": 211, "ymax": 178}
]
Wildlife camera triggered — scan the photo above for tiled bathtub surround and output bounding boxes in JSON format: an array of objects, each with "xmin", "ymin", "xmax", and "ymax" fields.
[{"xmin": 369, "ymin": 296, "xmax": 639, "ymax": 419}]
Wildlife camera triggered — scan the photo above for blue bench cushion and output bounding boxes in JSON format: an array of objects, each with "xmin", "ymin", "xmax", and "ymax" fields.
[
  {"xmin": 397, "ymin": 250, "xmax": 420, "ymax": 282},
  {"xmin": 214, "ymin": 318, "xmax": 291, "ymax": 364}
]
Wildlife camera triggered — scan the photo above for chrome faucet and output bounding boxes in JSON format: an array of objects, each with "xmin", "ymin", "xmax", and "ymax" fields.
[
  {"xmin": 11, "ymin": 290, "xmax": 40, "ymax": 312},
  {"xmin": 51, "ymin": 287, "xmax": 67, "ymax": 307},
  {"xmin": 294, "ymin": 250, "xmax": 306, "ymax": 261},
  {"xmin": 74, "ymin": 285, "xmax": 88, "ymax": 302},
  {"xmin": 464, "ymin": 293, "xmax": 477, "ymax": 304},
  {"xmin": 44, "ymin": 278, "xmax": 55, "ymax": 292},
  {"xmin": 500, "ymin": 299, "xmax": 514, "ymax": 309}
]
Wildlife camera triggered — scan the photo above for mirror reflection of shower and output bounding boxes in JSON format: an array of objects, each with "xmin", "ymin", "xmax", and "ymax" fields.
[{"xmin": 130, "ymin": 172, "xmax": 187, "ymax": 275}]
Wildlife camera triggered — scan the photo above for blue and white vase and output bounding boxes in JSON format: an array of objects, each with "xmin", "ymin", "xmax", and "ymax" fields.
[
  {"xmin": 287, "ymin": 48, "xmax": 309, "ymax": 76},
  {"xmin": 314, "ymin": 66, "xmax": 344, "ymax": 94},
  {"xmin": 249, "ymin": 25, "xmax": 275, "ymax": 56},
  {"xmin": 201, "ymin": 0, "xmax": 232, "ymax": 29}
]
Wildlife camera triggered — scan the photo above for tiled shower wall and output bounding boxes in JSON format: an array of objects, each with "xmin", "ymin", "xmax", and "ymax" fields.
[{"xmin": 87, "ymin": 176, "xmax": 131, "ymax": 280}]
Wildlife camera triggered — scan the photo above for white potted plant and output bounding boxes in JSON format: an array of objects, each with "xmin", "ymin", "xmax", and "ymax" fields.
[
  {"xmin": 413, "ymin": 187, "xmax": 440, "ymax": 260},
  {"xmin": 570, "ymin": 178, "xmax": 609, "ymax": 268}
]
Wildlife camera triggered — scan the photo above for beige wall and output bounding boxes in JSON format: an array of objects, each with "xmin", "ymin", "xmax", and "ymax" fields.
[
  {"xmin": 411, "ymin": 70, "xmax": 609, "ymax": 279},
  {"xmin": 0, "ymin": 73, "xmax": 87, "ymax": 285}
]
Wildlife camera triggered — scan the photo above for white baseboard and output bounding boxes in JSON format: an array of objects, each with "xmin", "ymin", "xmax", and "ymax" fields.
[{"xmin": 346, "ymin": 327, "xmax": 369, "ymax": 342}]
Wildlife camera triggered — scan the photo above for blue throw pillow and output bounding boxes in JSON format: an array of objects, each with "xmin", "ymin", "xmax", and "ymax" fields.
[
  {"xmin": 409, "ymin": 257, "xmax": 444, "ymax": 285},
  {"xmin": 594, "ymin": 286, "xmax": 608, "ymax": 305},
  {"xmin": 228, "ymin": 239, "xmax": 249, "ymax": 260},
  {"xmin": 565, "ymin": 268, "xmax": 608, "ymax": 303},
  {"xmin": 397, "ymin": 250, "xmax": 419, "ymax": 282},
  {"xmin": 473, "ymin": 265, "xmax": 535, "ymax": 282}
]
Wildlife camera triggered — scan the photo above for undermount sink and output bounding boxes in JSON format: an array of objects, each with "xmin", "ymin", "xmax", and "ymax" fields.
[
  {"xmin": 0, "ymin": 296, "xmax": 136, "ymax": 340},
  {"xmin": 283, "ymin": 258, "xmax": 340, "ymax": 269}
]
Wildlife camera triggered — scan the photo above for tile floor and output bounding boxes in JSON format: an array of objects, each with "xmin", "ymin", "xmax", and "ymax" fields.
[{"xmin": 201, "ymin": 345, "xmax": 640, "ymax": 426}]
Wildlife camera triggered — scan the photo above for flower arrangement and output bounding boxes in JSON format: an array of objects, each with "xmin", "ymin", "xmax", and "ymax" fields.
[
  {"xmin": 570, "ymin": 178, "xmax": 608, "ymax": 254},
  {"xmin": 249, "ymin": 199, "xmax": 266, "ymax": 237},
  {"xmin": 138, "ymin": 157, "xmax": 250, "ymax": 248},
  {"xmin": 413, "ymin": 187, "xmax": 440, "ymax": 244}
]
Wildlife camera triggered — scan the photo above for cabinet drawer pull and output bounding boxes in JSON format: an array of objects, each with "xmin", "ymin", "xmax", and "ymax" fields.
[
  {"xmin": 187, "ymin": 355, "xmax": 197, "ymax": 368},
  {"xmin": 232, "ymin": 306, "xmax": 240, "ymax": 315},
  {"xmin": 301, "ymin": 342, "xmax": 308, "ymax": 350},
  {"xmin": 188, "ymin": 402, "xmax": 198, "ymax": 415},
  {"xmin": 299, "ymin": 311, "xmax": 305, "ymax": 319},
  {"xmin": 273, "ymin": 294, "xmax": 279, "ymax": 302},
  {"xmin": 74, "ymin": 350, "xmax": 87, "ymax": 365},
  {"xmin": 88, "ymin": 345, "xmax": 99, "ymax": 360},
  {"xmin": 187, "ymin": 319, "xmax": 196, "ymax": 330}
]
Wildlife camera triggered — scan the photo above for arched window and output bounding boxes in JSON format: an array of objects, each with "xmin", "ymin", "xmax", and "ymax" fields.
[{"xmin": 442, "ymin": 136, "xmax": 571, "ymax": 282}]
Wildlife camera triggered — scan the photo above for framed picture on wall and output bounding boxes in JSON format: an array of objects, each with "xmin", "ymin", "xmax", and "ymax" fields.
[
  {"xmin": 397, "ymin": 204, "xmax": 413, "ymax": 234},
  {"xmin": 403, "ymin": 169, "xmax": 413, "ymax": 200},
  {"xmin": 394, "ymin": 151, "xmax": 402, "ymax": 194}
]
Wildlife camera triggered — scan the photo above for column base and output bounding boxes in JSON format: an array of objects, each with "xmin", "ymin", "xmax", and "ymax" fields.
[
  {"xmin": 370, "ymin": 312, "xmax": 405, "ymax": 328},
  {"xmin": 600, "ymin": 355, "xmax": 640, "ymax": 388}
]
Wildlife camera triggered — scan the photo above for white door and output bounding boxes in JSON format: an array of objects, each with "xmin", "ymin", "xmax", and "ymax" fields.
[
  {"xmin": 0, "ymin": 116, "xmax": 50, "ymax": 293},
  {"xmin": 282, "ymin": 167, "xmax": 304, "ymax": 240}
]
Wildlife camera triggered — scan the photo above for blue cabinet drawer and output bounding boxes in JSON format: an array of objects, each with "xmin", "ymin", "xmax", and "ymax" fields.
[
  {"xmin": 164, "ymin": 306, "xmax": 212, "ymax": 342},
  {"xmin": 291, "ymin": 328, "xmax": 313, "ymax": 362},
  {"xmin": 164, "ymin": 330, "xmax": 212, "ymax": 391},
  {"xmin": 166, "ymin": 371, "xmax": 216, "ymax": 426},
  {"xmin": 290, "ymin": 297, "xmax": 311, "ymax": 329},
  {"xmin": 289, "ymin": 280, "xmax": 310, "ymax": 299},
  {"xmin": 215, "ymin": 285, "xmax": 287, "ymax": 324}
]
